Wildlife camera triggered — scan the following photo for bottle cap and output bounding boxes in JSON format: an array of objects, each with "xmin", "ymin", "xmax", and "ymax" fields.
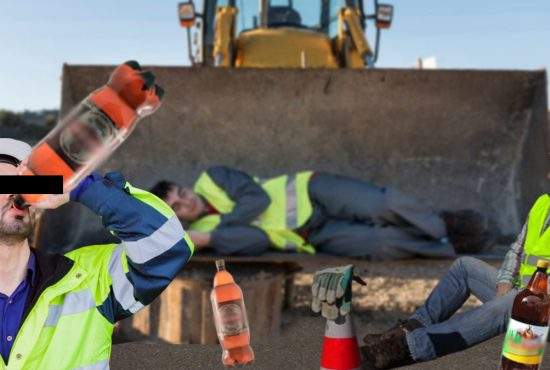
[
  {"xmin": 536, "ymin": 260, "xmax": 549, "ymax": 269},
  {"xmin": 215, "ymin": 259, "xmax": 226, "ymax": 271}
]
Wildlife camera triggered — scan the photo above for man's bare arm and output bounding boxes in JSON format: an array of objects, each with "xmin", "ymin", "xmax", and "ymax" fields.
[{"xmin": 187, "ymin": 230, "xmax": 212, "ymax": 249}]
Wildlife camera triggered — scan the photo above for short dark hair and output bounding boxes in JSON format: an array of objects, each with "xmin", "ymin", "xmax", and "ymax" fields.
[{"xmin": 150, "ymin": 180, "xmax": 176, "ymax": 200}]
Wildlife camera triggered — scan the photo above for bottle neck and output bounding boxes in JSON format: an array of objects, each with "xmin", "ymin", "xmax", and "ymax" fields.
[
  {"xmin": 215, "ymin": 259, "xmax": 226, "ymax": 272},
  {"xmin": 527, "ymin": 267, "xmax": 548, "ymax": 294}
]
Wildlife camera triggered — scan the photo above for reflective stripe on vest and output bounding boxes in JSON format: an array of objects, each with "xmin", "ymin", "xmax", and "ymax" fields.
[
  {"xmin": 286, "ymin": 174, "xmax": 298, "ymax": 229},
  {"xmin": 518, "ymin": 194, "xmax": 550, "ymax": 288},
  {"xmin": 124, "ymin": 216, "xmax": 183, "ymax": 264},
  {"xmin": 191, "ymin": 171, "xmax": 315, "ymax": 253},
  {"xmin": 44, "ymin": 289, "xmax": 96, "ymax": 327},
  {"xmin": 108, "ymin": 245, "xmax": 144, "ymax": 313},
  {"xmin": 7, "ymin": 249, "xmax": 114, "ymax": 370}
]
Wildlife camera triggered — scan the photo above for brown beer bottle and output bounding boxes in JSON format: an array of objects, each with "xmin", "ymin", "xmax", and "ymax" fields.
[{"xmin": 501, "ymin": 260, "xmax": 550, "ymax": 370}]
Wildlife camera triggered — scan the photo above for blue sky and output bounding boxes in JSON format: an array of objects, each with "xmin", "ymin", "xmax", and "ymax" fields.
[{"xmin": 0, "ymin": 0, "xmax": 548, "ymax": 111}]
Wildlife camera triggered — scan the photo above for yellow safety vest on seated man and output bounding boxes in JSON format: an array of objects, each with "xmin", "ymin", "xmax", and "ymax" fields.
[
  {"xmin": 191, "ymin": 170, "xmax": 316, "ymax": 254},
  {"xmin": 518, "ymin": 194, "xmax": 550, "ymax": 287}
]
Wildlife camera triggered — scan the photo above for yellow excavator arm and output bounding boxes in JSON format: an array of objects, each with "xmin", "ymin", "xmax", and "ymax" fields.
[
  {"xmin": 213, "ymin": 6, "xmax": 237, "ymax": 67},
  {"xmin": 337, "ymin": 7, "xmax": 374, "ymax": 67}
]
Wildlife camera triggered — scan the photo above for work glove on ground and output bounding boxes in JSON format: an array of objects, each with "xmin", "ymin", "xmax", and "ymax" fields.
[{"xmin": 311, "ymin": 265, "xmax": 366, "ymax": 321}]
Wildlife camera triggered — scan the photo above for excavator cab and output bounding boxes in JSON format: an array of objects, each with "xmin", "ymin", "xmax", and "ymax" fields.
[{"xmin": 178, "ymin": 0, "xmax": 393, "ymax": 68}]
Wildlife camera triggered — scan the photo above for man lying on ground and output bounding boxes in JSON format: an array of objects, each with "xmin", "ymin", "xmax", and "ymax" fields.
[
  {"xmin": 330, "ymin": 194, "xmax": 546, "ymax": 368},
  {"xmin": 151, "ymin": 166, "xmax": 491, "ymax": 259}
]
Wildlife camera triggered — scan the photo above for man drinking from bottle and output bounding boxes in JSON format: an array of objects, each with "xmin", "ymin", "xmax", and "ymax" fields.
[{"xmin": 0, "ymin": 138, "xmax": 194, "ymax": 369}]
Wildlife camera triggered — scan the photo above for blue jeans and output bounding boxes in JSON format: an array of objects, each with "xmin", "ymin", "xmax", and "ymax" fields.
[{"xmin": 406, "ymin": 256, "xmax": 517, "ymax": 361}]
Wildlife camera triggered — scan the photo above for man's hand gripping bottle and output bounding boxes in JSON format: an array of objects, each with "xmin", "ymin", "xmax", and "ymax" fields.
[
  {"xmin": 15, "ymin": 60, "xmax": 163, "ymax": 207},
  {"xmin": 211, "ymin": 260, "xmax": 255, "ymax": 367}
]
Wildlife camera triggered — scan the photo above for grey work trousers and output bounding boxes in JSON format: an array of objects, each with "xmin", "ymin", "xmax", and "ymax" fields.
[{"xmin": 306, "ymin": 172, "xmax": 455, "ymax": 260}]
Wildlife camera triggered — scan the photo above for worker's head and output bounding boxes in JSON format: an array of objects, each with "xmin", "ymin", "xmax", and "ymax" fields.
[
  {"xmin": 150, "ymin": 180, "xmax": 205, "ymax": 224},
  {"xmin": 0, "ymin": 139, "xmax": 34, "ymax": 244}
]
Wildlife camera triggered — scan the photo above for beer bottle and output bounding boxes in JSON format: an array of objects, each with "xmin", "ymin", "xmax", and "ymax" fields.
[
  {"xmin": 15, "ymin": 60, "xmax": 163, "ymax": 207},
  {"xmin": 501, "ymin": 260, "xmax": 550, "ymax": 370},
  {"xmin": 211, "ymin": 260, "xmax": 255, "ymax": 366}
]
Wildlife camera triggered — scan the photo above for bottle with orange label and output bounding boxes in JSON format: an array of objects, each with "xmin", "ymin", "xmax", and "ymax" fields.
[
  {"xmin": 14, "ymin": 60, "xmax": 163, "ymax": 208},
  {"xmin": 211, "ymin": 259, "xmax": 255, "ymax": 367}
]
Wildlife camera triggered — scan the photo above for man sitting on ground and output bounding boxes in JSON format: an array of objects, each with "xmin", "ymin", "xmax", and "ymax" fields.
[{"xmin": 359, "ymin": 194, "xmax": 547, "ymax": 368}]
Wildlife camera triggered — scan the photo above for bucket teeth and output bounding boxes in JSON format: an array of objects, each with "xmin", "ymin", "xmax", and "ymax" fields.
[{"xmin": 124, "ymin": 60, "xmax": 142, "ymax": 70}]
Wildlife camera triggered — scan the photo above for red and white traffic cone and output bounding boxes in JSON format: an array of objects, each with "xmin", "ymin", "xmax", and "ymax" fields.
[{"xmin": 320, "ymin": 314, "xmax": 361, "ymax": 370}]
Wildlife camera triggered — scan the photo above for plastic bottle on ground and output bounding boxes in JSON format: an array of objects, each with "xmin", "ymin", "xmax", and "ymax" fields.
[{"xmin": 211, "ymin": 259, "xmax": 255, "ymax": 367}]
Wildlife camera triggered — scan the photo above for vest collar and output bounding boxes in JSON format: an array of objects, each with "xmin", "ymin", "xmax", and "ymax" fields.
[
  {"xmin": 10, "ymin": 250, "xmax": 88, "ymax": 369},
  {"xmin": 22, "ymin": 249, "xmax": 74, "ymax": 322}
]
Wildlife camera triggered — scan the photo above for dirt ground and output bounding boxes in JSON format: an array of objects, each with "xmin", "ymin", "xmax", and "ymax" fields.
[
  {"xmin": 111, "ymin": 255, "xmax": 527, "ymax": 369},
  {"xmin": 112, "ymin": 333, "xmax": 550, "ymax": 370},
  {"xmin": 281, "ymin": 254, "xmax": 496, "ymax": 328}
]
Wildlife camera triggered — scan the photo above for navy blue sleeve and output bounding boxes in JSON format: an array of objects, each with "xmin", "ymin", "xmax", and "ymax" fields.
[
  {"xmin": 207, "ymin": 166, "xmax": 270, "ymax": 227},
  {"xmin": 76, "ymin": 172, "xmax": 194, "ymax": 322}
]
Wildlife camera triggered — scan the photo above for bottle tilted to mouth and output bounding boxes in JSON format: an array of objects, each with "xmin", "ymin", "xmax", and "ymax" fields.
[{"xmin": 18, "ymin": 60, "xmax": 164, "ymax": 205}]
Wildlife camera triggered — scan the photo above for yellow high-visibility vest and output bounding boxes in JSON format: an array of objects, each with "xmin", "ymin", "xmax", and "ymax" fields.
[
  {"xmin": 1, "ymin": 186, "xmax": 182, "ymax": 370},
  {"xmin": 518, "ymin": 194, "xmax": 550, "ymax": 287},
  {"xmin": 191, "ymin": 171, "xmax": 316, "ymax": 254}
]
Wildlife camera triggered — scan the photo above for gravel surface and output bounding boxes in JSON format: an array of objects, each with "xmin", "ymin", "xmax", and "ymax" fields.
[
  {"xmin": 112, "ymin": 315, "xmax": 550, "ymax": 370},
  {"xmin": 112, "ymin": 255, "xmax": 536, "ymax": 369}
]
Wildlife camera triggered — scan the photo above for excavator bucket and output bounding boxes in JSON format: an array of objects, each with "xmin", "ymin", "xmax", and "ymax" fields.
[{"xmin": 37, "ymin": 65, "xmax": 548, "ymax": 252}]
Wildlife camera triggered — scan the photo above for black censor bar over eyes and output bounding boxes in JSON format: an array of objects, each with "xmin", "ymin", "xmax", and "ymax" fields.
[{"xmin": 0, "ymin": 176, "xmax": 63, "ymax": 194}]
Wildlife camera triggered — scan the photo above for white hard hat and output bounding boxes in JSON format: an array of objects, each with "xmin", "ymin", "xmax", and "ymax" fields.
[{"xmin": 0, "ymin": 138, "xmax": 32, "ymax": 164}]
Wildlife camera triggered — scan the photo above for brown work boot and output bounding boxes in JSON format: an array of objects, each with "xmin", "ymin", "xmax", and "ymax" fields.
[
  {"xmin": 441, "ymin": 210, "xmax": 493, "ymax": 254},
  {"xmin": 363, "ymin": 318, "xmax": 424, "ymax": 347},
  {"xmin": 361, "ymin": 330, "xmax": 415, "ymax": 369}
]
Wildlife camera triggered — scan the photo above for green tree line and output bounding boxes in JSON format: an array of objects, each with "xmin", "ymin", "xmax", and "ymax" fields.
[{"xmin": 0, "ymin": 109, "xmax": 57, "ymax": 144}]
